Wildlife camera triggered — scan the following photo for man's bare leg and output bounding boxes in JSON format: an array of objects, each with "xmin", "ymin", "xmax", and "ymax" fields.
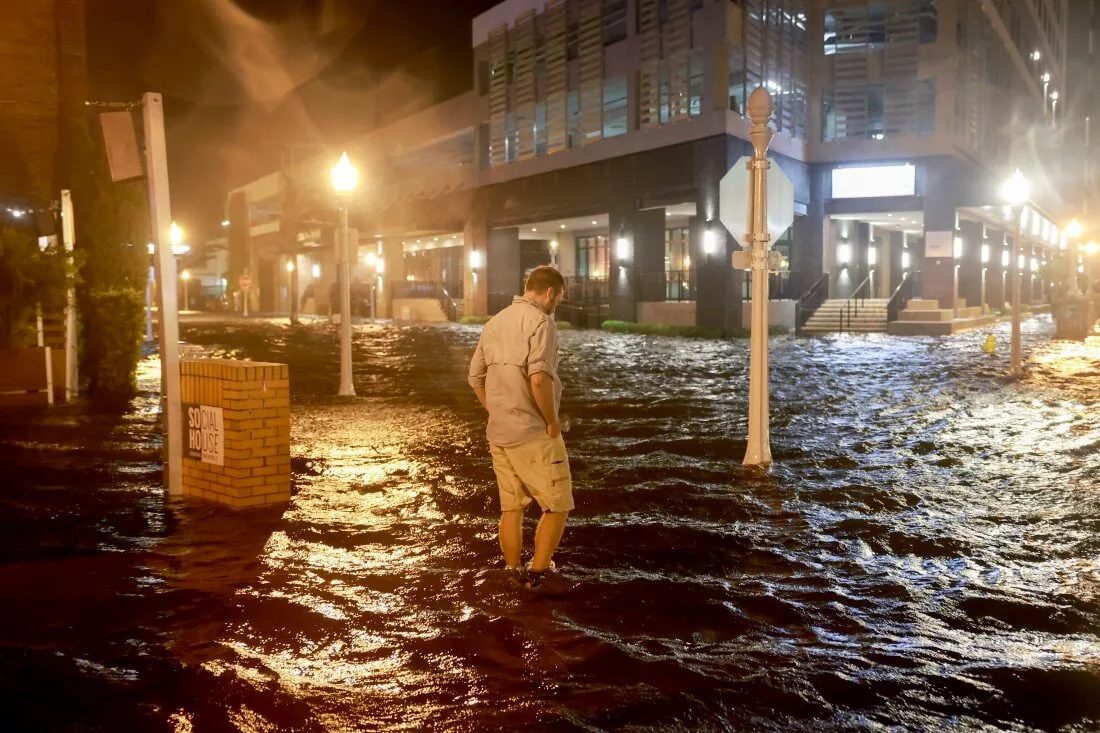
[
  {"xmin": 499, "ymin": 509, "xmax": 524, "ymax": 568},
  {"xmin": 531, "ymin": 511, "xmax": 569, "ymax": 571}
]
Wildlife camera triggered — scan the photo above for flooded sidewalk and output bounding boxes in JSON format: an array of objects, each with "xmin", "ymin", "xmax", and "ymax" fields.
[{"xmin": 1, "ymin": 315, "xmax": 1098, "ymax": 731}]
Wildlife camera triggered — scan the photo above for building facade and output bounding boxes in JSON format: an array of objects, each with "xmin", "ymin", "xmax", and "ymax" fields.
[
  {"xmin": 227, "ymin": 0, "xmax": 1078, "ymax": 327},
  {"xmin": 0, "ymin": 0, "xmax": 87, "ymax": 211}
]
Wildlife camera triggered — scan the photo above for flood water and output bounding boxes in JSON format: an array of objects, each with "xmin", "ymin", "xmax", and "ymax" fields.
[{"xmin": 1, "ymin": 314, "xmax": 1099, "ymax": 731}]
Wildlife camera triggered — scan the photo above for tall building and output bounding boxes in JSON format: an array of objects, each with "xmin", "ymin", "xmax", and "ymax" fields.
[
  {"xmin": 1065, "ymin": 0, "xmax": 1098, "ymax": 219},
  {"xmin": 229, "ymin": 0, "xmax": 1075, "ymax": 330},
  {"xmin": 0, "ymin": 0, "xmax": 87, "ymax": 211}
]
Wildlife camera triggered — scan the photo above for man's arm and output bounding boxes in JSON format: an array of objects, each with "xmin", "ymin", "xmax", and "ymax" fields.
[
  {"xmin": 527, "ymin": 320, "xmax": 560, "ymax": 437},
  {"xmin": 468, "ymin": 338, "xmax": 488, "ymax": 411},
  {"xmin": 529, "ymin": 371, "xmax": 559, "ymax": 437}
]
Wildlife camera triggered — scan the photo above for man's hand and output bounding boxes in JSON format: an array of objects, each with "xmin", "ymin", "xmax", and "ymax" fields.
[{"xmin": 546, "ymin": 420, "xmax": 561, "ymax": 439}]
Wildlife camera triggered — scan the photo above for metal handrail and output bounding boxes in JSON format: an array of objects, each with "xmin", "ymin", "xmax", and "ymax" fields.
[
  {"xmin": 840, "ymin": 274, "xmax": 873, "ymax": 333},
  {"xmin": 439, "ymin": 284, "xmax": 459, "ymax": 322},
  {"xmin": 795, "ymin": 273, "xmax": 830, "ymax": 335},
  {"xmin": 886, "ymin": 270, "xmax": 921, "ymax": 323}
]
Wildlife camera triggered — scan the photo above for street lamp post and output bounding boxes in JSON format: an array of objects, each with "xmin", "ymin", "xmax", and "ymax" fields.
[
  {"xmin": 1002, "ymin": 169, "xmax": 1030, "ymax": 377},
  {"xmin": 332, "ymin": 152, "xmax": 358, "ymax": 397},
  {"xmin": 180, "ymin": 269, "xmax": 190, "ymax": 311}
]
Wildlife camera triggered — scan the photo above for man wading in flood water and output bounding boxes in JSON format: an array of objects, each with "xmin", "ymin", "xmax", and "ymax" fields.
[{"xmin": 468, "ymin": 266, "xmax": 573, "ymax": 590}]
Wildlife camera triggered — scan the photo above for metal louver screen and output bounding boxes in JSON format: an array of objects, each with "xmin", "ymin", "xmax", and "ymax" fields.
[
  {"xmin": 513, "ymin": 10, "xmax": 537, "ymax": 161},
  {"xmin": 665, "ymin": 0, "xmax": 692, "ymax": 122},
  {"xmin": 578, "ymin": 0, "xmax": 604, "ymax": 144},
  {"xmin": 488, "ymin": 26, "xmax": 509, "ymax": 167},
  {"xmin": 883, "ymin": 2, "xmax": 920, "ymax": 137},
  {"xmin": 544, "ymin": 0, "xmax": 568, "ymax": 156},
  {"xmin": 638, "ymin": 0, "xmax": 661, "ymax": 129}
]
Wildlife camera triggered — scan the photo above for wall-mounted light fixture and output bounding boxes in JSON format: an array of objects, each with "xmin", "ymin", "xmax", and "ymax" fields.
[
  {"xmin": 901, "ymin": 251, "xmax": 911, "ymax": 270},
  {"xmin": 837, "ymin": 241, "xmax": 851, "ymax": 266},
  {"xmin": 312, "ymin": 264, "xmax": 321, "ymax": 278},
  {"xmin": 1001, "ymin": 250, "xmax": 1010, "ymax": 268},
  {"xmin": 469, "ymin": 250, "xmax": 483, "ymax": 269},
  {"xmin": 867, "ymin": 245, "xmax": 877, "ymax": 266},
  {"xmin": 953, "ymin": 236, "xmax": 963, "ymax": 259},
  {"xmin": 703, "ymin": 227, "xmax": 718, "ymax": 255},
  {"xmin": 981, "ymin": 244, "xmax": 990, "ymax": 264},
  {"xmin": 616, "ymin": 235, "xmax": 630, "ymax": 263}
]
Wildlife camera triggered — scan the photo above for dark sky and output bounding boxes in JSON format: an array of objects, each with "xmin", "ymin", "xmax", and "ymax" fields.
[{"xmin": 86, "ymin": 0, "xmax": 497, "ymax": 245}]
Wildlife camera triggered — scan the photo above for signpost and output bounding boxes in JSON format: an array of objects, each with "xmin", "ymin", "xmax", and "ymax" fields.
[
  {"xmin": 718, "ymin": 87, "xmax": 793, "ymax": 467},
  {"xmin": 143, "ymin": 92, "xmax": 182, "ymax": 495}
]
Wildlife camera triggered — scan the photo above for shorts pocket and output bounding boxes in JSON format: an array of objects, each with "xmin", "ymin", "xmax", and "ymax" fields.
[{"xmin": 547, "ymin": 436, "xmax": 571, "ymax": 484}]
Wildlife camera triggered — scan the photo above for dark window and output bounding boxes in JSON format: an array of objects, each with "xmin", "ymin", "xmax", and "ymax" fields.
[
  {"xmin": 477, "ymin": 61, "xmax": 490, "ymax": 96},
  {"xmin": 576, "ymin": 235, "xmax": 610, "ymax": 279},
  {"xmin": 603, "ymin": 0, "xmax": 627, "ymax": 44},
  {"xmin": 919, "ymin": 0, "xmax": 939, "ymax": 43},
  {"xmin": 918, "ymin": 78, "xmax": 936, "ymax": 135},
  {"xmin": 868, "ymin": 84, "xmax": 885, "ymax": 138}
]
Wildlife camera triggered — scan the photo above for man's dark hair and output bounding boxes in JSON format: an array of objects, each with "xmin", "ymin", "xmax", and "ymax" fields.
[{"xmin": 524, "ymin": 265, "xmax": 565, "ymax": 295}]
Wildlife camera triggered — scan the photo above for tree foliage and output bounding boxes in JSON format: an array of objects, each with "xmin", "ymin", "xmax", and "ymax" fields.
[
  {"xmin": 70, "ymin": 121, "xmax": 150, "ymax": 395},
  {"xmin": 0, "ymin": 225, "xmax": 70, "ymax": 349}
]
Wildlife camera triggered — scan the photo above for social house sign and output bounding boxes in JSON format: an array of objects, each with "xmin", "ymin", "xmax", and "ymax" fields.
[{"xmin": 182, "ymin": 403, "xmax": 224, "ymax": 466}]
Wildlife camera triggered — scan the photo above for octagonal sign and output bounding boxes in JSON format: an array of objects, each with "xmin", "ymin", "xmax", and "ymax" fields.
[{"xmin": 719, "ymin": 156, "xmax": 795, "ymax": 247}]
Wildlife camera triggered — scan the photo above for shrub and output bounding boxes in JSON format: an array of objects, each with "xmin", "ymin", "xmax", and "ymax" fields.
[
  {"xmin": 81, "ymin": 288, "xmax": 145, "ymax": 396},
  {"xmin": 459, "ymin": 315, "xmax": 491, "ymax": 325},
  {"xmin": 556, "ymin": 320, "xmax": 574, "ymax": 330}
]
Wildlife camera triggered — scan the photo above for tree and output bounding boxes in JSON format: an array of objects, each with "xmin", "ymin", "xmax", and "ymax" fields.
[
  {"xmin": 0, "ymin": 225, "xmax": 70, "ymax": 349},
  {"xmin": 70, "ymin": 123, "xmax": 150, "ymax": 396}
]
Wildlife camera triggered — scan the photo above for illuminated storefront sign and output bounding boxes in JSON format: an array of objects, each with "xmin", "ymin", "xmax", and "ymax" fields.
[{"xmin": 831, "ymin": 164, "xmax": 916, "ymax": 199}]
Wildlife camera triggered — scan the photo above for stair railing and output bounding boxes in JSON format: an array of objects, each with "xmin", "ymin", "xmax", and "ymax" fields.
[
  {"xmin": 840, "ymin": 274, "xmax": 873, "ymax": 333},
  {"xmin": 795, "ymin": 273, "xmax": 830, "ymax": 336},
  {"xmin": 439, "ymin": 284, "xmax": 459, "ymax": 322},
  {"xmin": 886, "ymin": 270, "xmax": 921, "ymax": 323}
]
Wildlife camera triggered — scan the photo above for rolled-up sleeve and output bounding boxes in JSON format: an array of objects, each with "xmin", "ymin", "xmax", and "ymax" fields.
[
  {"xmin": 468, "ymin": 337, "xmax": 487, "ymax": 390},
  {"xmin": 526, "ymin": 320, "xmax": 557, "ymax": 378}
]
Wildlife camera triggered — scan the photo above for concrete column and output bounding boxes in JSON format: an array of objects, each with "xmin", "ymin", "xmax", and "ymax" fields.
[
  {"xmin": 607, "ymin": 207, "xmax": 662, "ymax": 322},
  {"xmin": 379, "ymin": 239, "xmax": 404, "ymax": 318},
  {"xmin": 872, "ymin": 224, "xmax": 892, "ymax": 298},
  {"xmin": 887, "ymin": 230, "xmax": 905, "ymax": 295},
  {"xmin": 487, "ymin": 227, "xmax": 521, "ymax": 314},
  {"xmin": 694, "ymin": 216, "xmax": 742, "ymax": 333},
  {"xmin": 555, "ymin": 232, "xmax": 576, "ymax": 278},
  {"xmin": 987, "ymin": 230, "xmax": 1008, "ymax": 313},
  {"xmin": 464, "ymin": 218, "xmax": 490, "ymax": 317},
  {"xmin": 921, "ymin": 189, "xmax": 957, "ymax": 307},
  {"xmin": 956, "ymin": 219, "xmax": 983, "ymax": 313}
]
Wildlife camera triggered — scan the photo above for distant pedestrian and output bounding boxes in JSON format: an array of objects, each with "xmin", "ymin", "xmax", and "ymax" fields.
[{"xmin": 468, "ymin": 266, "xmax": 571, "ymax": 589}]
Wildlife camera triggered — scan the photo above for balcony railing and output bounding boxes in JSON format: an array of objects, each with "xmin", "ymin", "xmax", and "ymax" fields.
[
  {"xmin": 740, "ymin": 270, "xmax": 800, "ymax": 301},
  {"xmin": 563, "ymin": 276, "xmax": 610, "ymax": 304},
  {"xmin": 638, "ymin": 270, "xmax": 695, "ymax": 302}
]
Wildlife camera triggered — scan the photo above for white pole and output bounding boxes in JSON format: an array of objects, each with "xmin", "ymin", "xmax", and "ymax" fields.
[
  {"xmin": 1010, "ymin": 208, "xmax": 1023, "ymax": 376},
  {"xmin": 60, "ymin": 190, "xmax": 78, "ymax": 400},
  {"xmin": 338, "ymin": 205, "xmax": 355, "ymax": 396},
  {"xmin": 145, "ymin": 265, "xmax": 154, "ymax": 341},
  {"xmin": 143, "ymin": 91, "xmax": 182, "ymax": 495},
  {"xmin": 743, "ymin": 87, "xmax": 774, "ymax": 467}
]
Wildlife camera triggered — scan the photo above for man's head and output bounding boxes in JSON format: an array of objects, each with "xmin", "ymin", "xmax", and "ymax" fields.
[{"xmin": 524, "ymin": 265, "xmax": 566, "ymax": 315}]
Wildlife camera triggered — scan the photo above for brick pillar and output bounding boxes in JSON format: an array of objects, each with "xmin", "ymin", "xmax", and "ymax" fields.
[{"xmin": 180, "ymin": 360, "xmax": 291, "ymax": 509}]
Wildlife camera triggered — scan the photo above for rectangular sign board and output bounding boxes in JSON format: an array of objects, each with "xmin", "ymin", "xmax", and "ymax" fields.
[
  {"xmin": 831, "ymin": 164, "xmax": 916, "ymax": 199},
  {"xmin": 182, "ymin": 403, "xmax": 224, "ymax": 466}
]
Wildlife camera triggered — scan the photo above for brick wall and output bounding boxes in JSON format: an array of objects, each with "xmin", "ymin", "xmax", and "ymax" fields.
[{"xmin": 180, "ymin": 359, "xmax": 291, "ymax": 508}]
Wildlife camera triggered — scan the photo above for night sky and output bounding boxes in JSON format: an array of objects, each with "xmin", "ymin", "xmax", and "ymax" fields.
[{"xmin": 86, "ymin": 0, "xmax": 498, "ymax": 245}]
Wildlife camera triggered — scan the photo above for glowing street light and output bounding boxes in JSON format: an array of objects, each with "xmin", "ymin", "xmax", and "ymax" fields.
[
  {"xmin": 1067, "ymin": 219, "xmax": 1084, "ymax": 239},
  {"xmin": 1001, "ymin": 169, "xmax": 1029, "ymax": 377},
  {"xmin": 331, "ymin": 151, "xmax": 358, "ymax": 397},
  {"xmin": 169, "ymin": 221, "xmax": 189, "ymax": 256}
]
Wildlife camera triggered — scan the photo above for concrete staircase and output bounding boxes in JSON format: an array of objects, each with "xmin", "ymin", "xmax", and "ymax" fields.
[{"xmin": 801, "ymin": 298, "xmax": 890, "ymax": 334}]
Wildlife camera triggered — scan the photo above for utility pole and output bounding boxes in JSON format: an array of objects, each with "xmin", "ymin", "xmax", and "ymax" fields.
[{"xmin": 143, "ymin": 92, "xmax": 182, "ymax": 495}]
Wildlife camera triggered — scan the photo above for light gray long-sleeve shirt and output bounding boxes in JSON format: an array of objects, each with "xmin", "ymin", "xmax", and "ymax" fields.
[{"xmin": 468, "ymin": 296, "xmax": 561, "ymax": 448}]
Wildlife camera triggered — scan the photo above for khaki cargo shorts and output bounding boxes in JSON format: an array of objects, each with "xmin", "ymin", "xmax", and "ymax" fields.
[{"xmin": 490, "ymin": 433, "xmax": 574, "ymax": 513}]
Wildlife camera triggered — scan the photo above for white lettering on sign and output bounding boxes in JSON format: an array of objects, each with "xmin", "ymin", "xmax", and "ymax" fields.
[{"xmin": 182, "ymin": 403, "xmax": 224, "ymax": 466}]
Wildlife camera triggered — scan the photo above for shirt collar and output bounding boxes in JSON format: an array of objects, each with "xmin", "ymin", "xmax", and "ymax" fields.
[{"xmin": 513, "ymin": 295, "xmax": 545, "ymax": 313}]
